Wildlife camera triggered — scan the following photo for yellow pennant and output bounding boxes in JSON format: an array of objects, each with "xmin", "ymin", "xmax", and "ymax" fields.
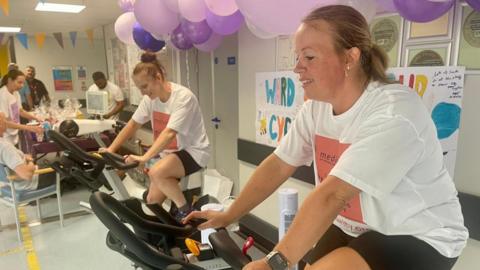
[
  {"xmin": 0, "ymin": 0, "xmax": 9, "ymax": 16},
  {"xmin": 86, "ymin": 28, "xmax": 94, "ymax": 46},
  {"xmin": 35, "ymin": 33, "xmax": 46, "ymax": 48}
]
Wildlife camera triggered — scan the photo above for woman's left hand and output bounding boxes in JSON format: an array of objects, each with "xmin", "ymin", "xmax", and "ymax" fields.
[
  {"xmin": 124, "ymin": 154, "xmax": 147, "ymax": 165},
  {"xmin": 243, "ymin": 259, "xmax": 270, "ymax": 270}
]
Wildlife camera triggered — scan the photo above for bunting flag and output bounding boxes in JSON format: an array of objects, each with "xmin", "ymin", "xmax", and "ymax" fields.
[
  {"xmin": 34, "ymin": 33, "xmax": 46, "ymax": 48},
  {"xmin": 16, "ymin": 33, "xmax": 28, "ymax": 49},
  {"xmin": 0, "ymin": 0, "xmax": 9, "ymax": 16},
  {"xmin": 69, "ymin": 31, "xmax": 77, "ymax": 48},
  {"xmin": 85, "ymin": 28, "xmax": 94, "ymax": 46},
  {"xmin": 53, "ymin": 32, "xmax": 64, "ymax": 49}
]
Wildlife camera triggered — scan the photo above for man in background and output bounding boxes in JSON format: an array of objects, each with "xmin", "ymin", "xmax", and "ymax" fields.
[
  {"xmin": 26, "ymin": 66, "xmax": 50, "ymax": 108},
  {"xmin": 87, "ymin": 71, "xmax": 125, "ymax": 120}
]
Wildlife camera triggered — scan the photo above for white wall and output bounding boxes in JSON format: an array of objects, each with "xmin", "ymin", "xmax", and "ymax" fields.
[
  {"xmin": 14, "ymin": 35, "xmax": 107, "ymax": 101},
  {"xmin": 238, "ymin": 27, "xmax": 480, "ymax": 228}
]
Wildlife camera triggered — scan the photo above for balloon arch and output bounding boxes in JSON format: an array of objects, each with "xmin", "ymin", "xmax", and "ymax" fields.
[{"xmin": 114, "ymin": 0, "xmax": 479, "ymax": 52}]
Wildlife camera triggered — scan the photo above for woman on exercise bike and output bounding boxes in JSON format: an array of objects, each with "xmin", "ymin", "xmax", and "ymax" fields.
[{"xmin": 104, "ymin": 52, "xmax": 210, "ymax": 223}]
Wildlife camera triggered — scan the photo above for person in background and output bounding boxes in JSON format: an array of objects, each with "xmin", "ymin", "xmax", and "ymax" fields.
[
  {"xmin": 185, "ymin": 5, "xmax": 467, "ymax": 270},
  {"xmin": 19, "ymin": 70, "xmax": 33, "ymax": 111},
  {"xmin": 25, "ymin": 66, "xmax": 50, "ymax": 108},
  {"xmin": 7, "ymin": 63, "xmax": 18, "ymax": 72},
  {"xmin": 0, "ymin": 112, "xmax": 55, "ymax": 191},
  {"xmin": 104, "ymin": 52, "xmax": 210, "ymax": 223},
  {"xmin": 0, "ymin": 70, "xmax": 43, "ymax": 146},
  {"xmin": 87, "ymin": 71, "xmax": 125, "ymax": 120}
]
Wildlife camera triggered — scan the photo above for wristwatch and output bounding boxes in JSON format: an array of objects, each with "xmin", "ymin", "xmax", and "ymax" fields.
[{"xmin": 266, "ymin": 250, "xmax": 289, "ymax": 270}]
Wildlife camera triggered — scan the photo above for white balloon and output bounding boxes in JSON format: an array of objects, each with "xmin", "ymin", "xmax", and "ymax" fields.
[
  {"xmin": 164, "ymin": 0, "xmax": 179, "ymax": 13},
  {"xmin": 114, "ymin": 12, "xmax": 136, "ymax": 44},
  {"xmin": 245, "ymin": 19, "xmax": 277, "ymax": 39}
]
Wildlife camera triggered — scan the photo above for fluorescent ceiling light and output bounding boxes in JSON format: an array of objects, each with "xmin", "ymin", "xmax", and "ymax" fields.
[
  {"xmin": 0, "ymin": 27, "xmax": 21, "ymax": 33},
  {"xmin": 35, "ymin": 2, "xmax": 86, "ymax": 13}
]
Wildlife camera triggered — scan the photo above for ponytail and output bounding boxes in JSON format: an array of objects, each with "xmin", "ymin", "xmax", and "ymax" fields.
[
  {"xmin": 1, "ymin": 69, "xmax": 25, "ymax": 88},
  {"xmin": 133, "ymin": 52, "xmax": 167, "ymax": 80}
]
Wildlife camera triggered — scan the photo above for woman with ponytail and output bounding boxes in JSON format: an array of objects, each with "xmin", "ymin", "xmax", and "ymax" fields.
[
  {"xmin": 185, "ymin": 5, "xmax": 467, "ymax": 270},
  {"xmin": 104, "ymin": 52, "xmax": 209, "ymax": 223},
  {"xmin": 0, "ymin": 70, "xmax": 44, "ymax": 145}
]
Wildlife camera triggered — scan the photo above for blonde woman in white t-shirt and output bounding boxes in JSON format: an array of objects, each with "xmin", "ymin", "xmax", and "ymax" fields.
[
  {"xmin": 105, "ymin": 52, "xmax": 210, "ymax": 223},
  {"xmin": 0, "ymin": 70, "xmax": 43, "ymax": 146},
  {"xmin": 185, "ymin": 5, "xmax": 467, "ymax": 270}
]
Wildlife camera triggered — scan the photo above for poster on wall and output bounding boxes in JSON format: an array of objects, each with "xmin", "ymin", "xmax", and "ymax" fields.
[
  {"xmin": 52, "ymin": 66, "xmax": 73, "ymax": 91},
  {"xmin": 77, "ymin": 65, "xmax": 87, "ymax": 91},
  {"xmin": 127, "ymin": 44, "xmax": 144, "ymax": 105},
  {"xmin": 255, "ymin": 71, "xmax": 305, "ymax": 147},
  {"xmin": 387, "ymin": 66, "xmax": 465, "ymax": 177},
  {"xmin": 111, "ymin": 37, "xmax": 130, "ymax": 97}
]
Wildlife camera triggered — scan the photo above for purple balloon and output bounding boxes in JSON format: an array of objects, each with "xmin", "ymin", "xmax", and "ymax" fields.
[
  {"xmin": 466, "ymin": 0, "xmax": 480, "ymax": 11},
  {"xmin": 236, "ymin": 0, "xmax": 319, "ymax": 35},
  {"xmin": 118, "ymin": 0, "xmax": 134, "ymax": 12},
  {"xmin": 171, "ymin": 25, "xmax": 193, "ymax": 50},
  {"xmin": 393, "ymin": 0, "xmax": 454, "ymax": 22},
  {"xmin": 206, "ymin": 9, "xmax": 244, "ymax": 36},
  {"xmin": 181, "ymin": 19, "xmax": 213, "ymax": 44},
  {"xmin": 132, "ymin": 22, "xmax": 166, "ymax": 52},
  {"xmin": 134, "ymin": 0, "xmax": 180, "ymax": 36},
  {"xmin": 194, "ymin": 33, "xmax": 223, "ymax": 52}
]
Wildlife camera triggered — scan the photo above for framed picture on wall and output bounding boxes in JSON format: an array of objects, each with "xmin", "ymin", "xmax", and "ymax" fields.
[
  {"xmin": 453, "ymin": 3, "xmax": 480, "ymax": 73},
  {"xmin": 52, "ymin": 66, "xmax": 73, "ymax": 91},
  {"xmin": 405, "ymin": 8, "xmax": 454, "ymax": 43},
  {"xmin": 404, "ymin": 43, "xmax": 451, "ymax": 67},
  {"xmin": 370, "ymin": 14, "xmax": 403, "ymax": 67}
]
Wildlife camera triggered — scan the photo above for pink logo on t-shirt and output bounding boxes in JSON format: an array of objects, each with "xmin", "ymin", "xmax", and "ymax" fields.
[
  {"xmin": 315, "ymin": 135, "xmax": 364, "ymax": 224},
  {"xmin": 10, "ymin": 102, "xmax": 20, "ymax": 124},
  {"xmin": 153, "ymin": 111, "xmax": 178, "ymax": 150}
]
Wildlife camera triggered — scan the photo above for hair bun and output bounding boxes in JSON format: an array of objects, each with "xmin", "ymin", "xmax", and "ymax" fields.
[{"xmin": 141, "ymin": 52, "xmax": 157, "ymax": 63}]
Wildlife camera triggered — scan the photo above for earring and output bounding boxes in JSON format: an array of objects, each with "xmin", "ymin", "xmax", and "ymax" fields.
[{"xmin": 345, "ymin": 65, "xmax": 350, "ymax": 77}]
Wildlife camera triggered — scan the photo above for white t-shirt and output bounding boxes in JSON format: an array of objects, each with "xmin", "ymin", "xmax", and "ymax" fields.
[
  {"xmin": 0, "ymin": 86, "xmax": 22, "ymax": 145},
  {"xmin": 0, "ymin": 137, "xmax": 38, "ymax": 190},
  {"xmin": 274, "ymin": 82, "xmax": 468, "ymax": 258},
  {"xmin": 88, "ymin": 81, "xmax": 125, "ymax": 119},
  {"xmin": 132, "ymin": 83, "xmax": 210, "ymax": 167}
]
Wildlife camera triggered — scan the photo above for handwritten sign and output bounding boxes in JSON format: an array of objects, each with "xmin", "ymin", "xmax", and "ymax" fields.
[
  {"xmin": 388, "ymin": 66, "xmax": 465, "ymax": 176},
  {"xmin": 255, "ymin": 71, "xmax": 304, "ymax": 147}
]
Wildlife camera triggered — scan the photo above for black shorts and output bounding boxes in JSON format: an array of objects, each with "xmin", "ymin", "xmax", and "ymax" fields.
[
  {"xmin": 303, "ymin": 225, "xmax": 458, "ymax": 270},
  {"xmin": 173, "ymin": 150, "xmax": 202, "ymax": 177}
]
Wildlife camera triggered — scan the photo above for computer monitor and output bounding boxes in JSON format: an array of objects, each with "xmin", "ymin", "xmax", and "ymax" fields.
[{"xmin": 86, "ymin": 91, "xmax": 109, "ymax": 115}]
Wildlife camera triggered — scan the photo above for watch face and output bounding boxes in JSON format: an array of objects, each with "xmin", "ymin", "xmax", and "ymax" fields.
[{"xmin": 268, "ymin": 252, "xmax": 289, "ymax": 270}]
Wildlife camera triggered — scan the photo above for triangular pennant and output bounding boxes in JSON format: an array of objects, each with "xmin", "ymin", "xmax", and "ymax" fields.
[
  {"xmin": 16, "ymin": 33, "xmax": 28, "ymax": 49},
  {"xmin": 69, "ymin": 31, "xmax": 77, "ymax": 48},
  {"xmin": 85, "ymin": 28, "xmax": 94, "ymax": 46},
  {"xmin": 0, "ymin": 0, "xmax": 9, "ymax": 16},
  {"xmin": 35, "ymin": 33, "xmax": 46, "ymax": 48},
  {"xmin": 53, "ymin": 32, "xmax": 64, "ymax": 49}
]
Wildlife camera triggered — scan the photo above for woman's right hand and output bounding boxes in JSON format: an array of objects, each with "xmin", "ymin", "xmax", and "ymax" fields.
[
  {"xmin": 183, "ymin": 210, "xmax": 233, "ymax": 230},
  {"xmin": 28, "ymin": 125, "xmax": 44, "ymax": 134},
  {"xmin": 98, "ymin": 147, "xmax": 113, "ymax": 153}
]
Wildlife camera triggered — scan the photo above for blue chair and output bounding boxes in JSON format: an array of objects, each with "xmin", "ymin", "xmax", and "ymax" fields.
[{"xmin": 0, "ymin": 165, "xmax": 63, "ymax": 242}]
